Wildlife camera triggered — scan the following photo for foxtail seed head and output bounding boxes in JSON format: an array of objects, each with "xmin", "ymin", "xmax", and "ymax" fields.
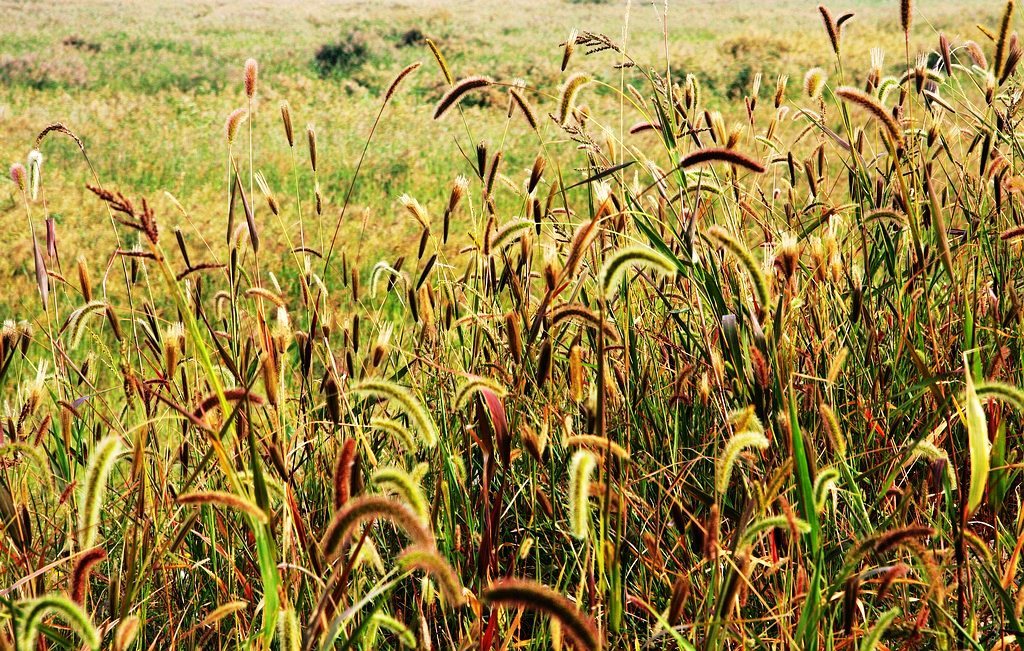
[
  {"xmin": 598, "ymin": 245, "xmax": 675, "ymax": 299},
  {"xmin": 804, "ymin": 67, "xmax": 828, "ymax": 99},
  {"xmin": 79, "ymin": 435, "xmax": 122, "ymax": 550},
  {"xmin": 568, "ymin": 449, "xmax": 596, "ymax": 539},
  {"xmin": 19, "ymin": 595, "xmax": 101, "ymax": 651},
  {"xmin": 10, "ymin": 162, "xmax": 26, "ymax": 191},
  {"xmin": 433, "ymin": 76, "xmax": 493, "ymax": 120},
  {"xmin": 900, "ymin": 0, "xmax": 913, "ymax": 34},
  {"xmin": 557, "ymin": 73, "xmax": 591, "ymax": 125},
  {"xmin": 243, "ymin": 57, "xmax": 258, "ymax": 98},
  {"xmin": 350, "ymin": 379, "xmax": 439, "ymax": 448},
  {"xmin": 225, "ymin": 108, "xmax": 247, "ymax": 145},
  {"xmin": 280, "ymin": 101, "xmax": 294, "ymax": 147},
  {"xmin": 481, "ymin": 579, "xmax": 600, "ymax": 651}
]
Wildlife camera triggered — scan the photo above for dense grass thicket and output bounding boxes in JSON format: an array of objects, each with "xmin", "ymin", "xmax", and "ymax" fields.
[{"xmin": 5, "ymin": 0, "xmax": 1024, "ymax": 649}]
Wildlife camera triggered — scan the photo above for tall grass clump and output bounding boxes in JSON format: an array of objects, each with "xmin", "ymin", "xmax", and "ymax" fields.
[{"xmin": 5, "ymin": 2, "xmax": 1024, "ymax": 650}]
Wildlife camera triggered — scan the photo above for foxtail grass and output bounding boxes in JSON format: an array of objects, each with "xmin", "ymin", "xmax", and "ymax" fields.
[
  {"xmin": 481, "ymin": 579, "xmax": 601, "ymax": 651},
  {"xmin": 78, "ymin": 435, "xmax": 122, "ymax": 550}
]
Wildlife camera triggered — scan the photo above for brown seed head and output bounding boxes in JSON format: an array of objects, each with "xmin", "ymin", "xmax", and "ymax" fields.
[
  {"xmin": 900, "ymin": 0, "xmax": 913, "ymax": 34},
  {"xmin": 244, "ymin": 58, "xmax": 258, "ymax": 98},
  {"xmin": 819, "ymin": 6, "xmax": 840, "ymax": 55},
  {"xmin": 280, "ymin": 101, "xmax": 294, "ymax": 147},
  {"xmin": 306, "ymin": 124, "xmax": 318, "ymax": 172}
]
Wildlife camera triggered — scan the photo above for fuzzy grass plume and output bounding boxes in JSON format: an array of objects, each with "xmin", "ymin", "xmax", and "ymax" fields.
[
  {"xmin": 715, "ymin": 427, "xmax": 770, "ymax": 494},
  {"xmin": 679, "ymin": 147, "xmax": 765, "ymax": 174},
  {"xmin": 4, "ymin": 4, "xmax": 1023, "ymax": 650},
  {"xmin": 739, "ymin": 514, "xmax": 811, "ymax": 545},
  {"xmin": 558, "ymin": 73, "xmax": 592, "ymax": 125},
  {"xmin": 963, "ymin": 367, "xmax": 990, "ymax": 515},
  {"xmin": 481, "ymin": 579, "xmax": 601, "ymax": 651},
  {"xmin": 277, "ymin": 605, "xmax": 301, "ymax": 651},
  {"xmin": 398, "ymin": 544, "xmax": 467, "ymax": 607},
  {"xmin": 598, "ymin": 245, "xmax": 675, "ymax": 299},
  {"xmin": 565, "ymin": 434, "xmax": 630, "ymax": 461},
  {"xmin": 78, "ymin": 435, "xmax": 122, "ymax": 550},
  {"xmin": 860, "ymin": 607, "xmax": 901, "ymax": 651},
  {"xmin": 370, "ymin": 613, "xmax": 416, "ymax": 648},
  {"xmin": 350, "ymin": 379, "xmax": 439, "ymax": 448},
  {"xmin": 370, "ymin": 466, "xmax": 429, "ymax": 523},
  {"xmin": 834, "ymin": 86, "xmax": 903, "ymax": 145},
  {"xmin": 568, "ymin": 449, "xmax": 596, "ymax": 539},
  {"xmin": 454, "ymin": 375, "xmax": 508, "ymax": 410},
  {"xmin": 17, "ymin": 594, "xmax": 100, "ymax": 651},
  {"xmin": 320, "ymin": 495, "xmax": 434, "ymax": 558},
  {"xmin": 706, "ymin": 226, "xmax": 772, "ymax": 312},
  {"xmin": 178, "ymin": 490, "xmax": 270, "ymax": 524},
  {"xmin": 368, "ymin": 417, "xmax": 419, "ymax": 452},
  {"xmin": 433, "ymin": 76, "xmax": 493, "ymax": 120}
]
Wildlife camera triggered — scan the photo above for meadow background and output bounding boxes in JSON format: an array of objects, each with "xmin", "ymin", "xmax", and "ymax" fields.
[{"xmin": 0, "ymin": 0, "xmax": 999, "ymax": 308}]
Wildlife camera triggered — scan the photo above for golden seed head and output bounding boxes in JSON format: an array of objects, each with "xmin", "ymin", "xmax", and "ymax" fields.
[
  {"xmin": 399, "ymin": 194, "xmax": 429, "ymax": 228},
  {"xmin": 772, "ymin": 232, "xmax": 801, "ymax": 281},
  {"xmin": 76, "ymin": 255, "xmax": 92, "ymax": 301},
  {"xmin": 26, "ymin": 149, "xmax": 42, "ymax": 200},
  {"xmin": 684, "ymin": 73, "xmax": 700, "ymax": 111},
  {"xmin": 697, "ymin": 372, "xmax": 711, "ymax": 404},
  {"xmin": 372, "ymin": 323, "xmax": 394, "ymax": 367},
  {"xmin": 870, "ymin": 47, "xmax": 885, "ymax": 73},
  {"xmin": 1, "ymin": 320, "xmax": 17, "ymax": 347},
  {"xmin": 255, "ymin": 171, "xmax": 279, "ymax": 215},
  {"xmin": 726, "ymin": 123, "xmax": 743, "ymax": 149},
  {"xmin": 774, "ymin": 75, "xmax": 788, "ymax": 107},
  {"xmin": 26, "ymin": 362, "xmax": 48, "ymax": 413},
  {"xmin": 225, "ymin": 108, "xmax": 248, "ymax": 145},
  {"xmin": 163, "ymin": 322, "xmax": 185, "ymax": 375},
  {"xmin": 561, "ymin": 28, "xmax": 578, "ymax": 71},
  {"xmin": 804, "ymin": 67, "xmax": 828, "ymax": 99}
]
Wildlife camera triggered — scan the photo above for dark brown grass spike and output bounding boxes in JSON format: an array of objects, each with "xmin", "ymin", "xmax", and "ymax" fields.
[
  {"xmin": 71, "ymin": 547, "xmax": 107, "ymax": 604},
  {"xmin": 679, "ymin": 147, "xmax": 765, "ymax": 173},
  {"xmin": 385, "ymin": 61, "xmax": 422, "ymax": 103},
  {"xmin": 835, "ymin": 86, "xmax": 903, "ymax": 145},
  {"xmin": 481, "ymin": 579, "xmax": 600, "ymax": 651},
  {"xmin": 433, "ymin": 76, "xmax": 493, "ymax": 120},
  {"xmin": 510, "ymin": 88, "xmax": 539, "ymax": 131},
  {"xmin": 995, "ymin": 1, "xmax": 1016, "ymax": 77},
  {"xmin": 874, "ymin": 525, "xmax": 934, "ymax": 554},
  {"xmin": 819, "ymin": 5, "xmax": 840, "ymax": 54},
  {"xmin": 939, "ymin": 33, "xmax": 953, "ymax": 74}
]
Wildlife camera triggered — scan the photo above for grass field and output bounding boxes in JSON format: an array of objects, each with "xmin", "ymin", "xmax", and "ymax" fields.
[
  {"xmin": 4, "ymin": 0, "xmax": 1024, "ymax": 649},
  {"xmin": 0, "ymin": 0, "xmax": 999, "ymax": 309}
]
